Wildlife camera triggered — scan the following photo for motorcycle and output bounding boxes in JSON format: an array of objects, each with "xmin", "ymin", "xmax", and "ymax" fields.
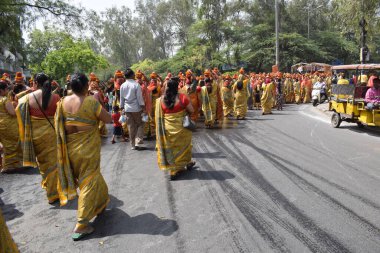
[{"xmin": 312, "ymin": 82, "xmax": 328, "ymax": 107}]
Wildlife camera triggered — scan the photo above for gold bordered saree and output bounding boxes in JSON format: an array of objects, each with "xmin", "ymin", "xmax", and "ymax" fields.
[
  {"xmin": 55, "ymin": 96, "xmax": 109, "ymax": 226},
  {"xmin": 0, "ymin": 96, "xmax": 22, "ymax": 172},
  {"xmin": 16, "ymin": 95, "xmax": 59, "ymax": 203},
  {"xmin": 155, "ymin": 98, "xmax": 192, "ymax": 175}
]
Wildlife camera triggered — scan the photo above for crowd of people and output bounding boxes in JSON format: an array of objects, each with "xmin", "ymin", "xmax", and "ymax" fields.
[{"xmin": 1, "ymin": 65, "xmax": 378, "ymax": 247}]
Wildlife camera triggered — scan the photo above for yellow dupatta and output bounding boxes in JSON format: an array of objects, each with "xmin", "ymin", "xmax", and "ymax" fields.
[
  {"xmin": 55, "ymin": 99, "xmax": 78, "ymax": 206},
  {"xmin": 15, "ymin": 95, "xmax": 37, "ymax": 168},
  {"xmin": 201, "ymin": 86, "xmax": 214, "ymax": 123}
]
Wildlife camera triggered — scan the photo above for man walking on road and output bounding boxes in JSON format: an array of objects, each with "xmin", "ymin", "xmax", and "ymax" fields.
[{"xmin": 120, "ymin": 68, "xmax": 145, "ymax": 150}]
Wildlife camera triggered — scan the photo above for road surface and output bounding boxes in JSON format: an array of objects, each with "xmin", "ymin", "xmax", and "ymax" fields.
[{"xmin": 1, "ymin": 104, "xmax": 380, "ymax": 253}]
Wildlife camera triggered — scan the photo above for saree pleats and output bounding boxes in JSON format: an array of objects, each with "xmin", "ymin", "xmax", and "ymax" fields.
[
  {"xmin": 221, "ymin": 87, "xmax": 234, "ymax": 116},
  {"xmin": 304, "ymin": 86, "xmax": 311, "ymax": 103},
  {"xmin": 55, "ymin": 97, "xmax": 109, "ymax": 225},
  {"xmin": 31, "ymin": 117, "xmax": 59, "ymax": 203},
  {"xmin": 293, "ymin": 81, "xmax": 301, "ymax": 104},
  {"xmin": 66, "ymin": 128, "xmax": 109, "ymax": 225},
  {"xmin": 201, "ymin": 87, "xmax": 214, "ymax": 126},
  {"xmin": 155, "ymin": 98, "xmax": 192, "ymax": 173},
  {"xmin": 209, "ymin": 83, "xmax": 218, "ymax": 121},
  {"xmin": 16, "ymin": 96, "xmax": 59, "ymax": 202},
  {"xmin": 234, "ymin": 82, "xmax": 248, "ymax": 118},
  {"xmin": 261, "ymin": 82, "xmax": 275, "ymax": 114},
  {"xmin": 0, "ymin": 209, "xmax": 19, "ymax": 253},
  {"xmin": 0, "ymin": 97, "xmax": 22, "ymax": 172}
]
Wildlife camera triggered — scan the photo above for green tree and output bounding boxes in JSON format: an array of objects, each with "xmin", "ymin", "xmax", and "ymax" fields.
[
  {"xmin": 40, "ymin": 37, "xmax": 109, "ymax": 80},
  {"xmin": 136, "ymin": 0, "xmax": 175, "ymax": 59},
  {"xmin": 26, "ymin": 29, "xmax": 72, "ymax": 73},
  {"xmin": 0, "ymin": 0, "xmax": 81, "ymax": 54},
  {"xmin": 101, "ymin": 6, "xmax": 139, "ymax": 68}
]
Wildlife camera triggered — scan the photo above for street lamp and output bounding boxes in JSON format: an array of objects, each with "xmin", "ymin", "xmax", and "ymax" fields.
[{"xmin": 306, "ymin": 4, "xmax": 323, "ymax": 39}]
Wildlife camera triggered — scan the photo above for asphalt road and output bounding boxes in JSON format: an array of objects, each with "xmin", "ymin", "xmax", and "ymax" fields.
[{"xmin": 1, "ymin": 104, "xmax": 380, "ymax": 253}]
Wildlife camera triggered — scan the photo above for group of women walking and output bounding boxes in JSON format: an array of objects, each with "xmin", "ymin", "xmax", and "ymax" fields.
[
  {"xmin": 1, "ymin": 72, "xmax": 111, "ymax": 248},
  {"xmin": 0, "ymin": 67, "xmax": 327, "ymax": 250}
]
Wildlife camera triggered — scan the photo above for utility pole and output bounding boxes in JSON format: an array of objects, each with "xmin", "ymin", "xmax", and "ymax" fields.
[
  {"xmin": 359, "ymin": 0, "xmax": 369, "ymax": 63},
  {"xmin": 275, "ymin": 0, "xmax": 279, "ymax": 66},
  {"xmin": 307, "ymin": 7, "xmax": 310, "ymax": 39}
]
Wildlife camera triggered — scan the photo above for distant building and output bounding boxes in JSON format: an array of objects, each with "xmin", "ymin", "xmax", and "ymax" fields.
[{"xmin": 0, "ymin": 47, "xmax": 31, "ymax": 80}]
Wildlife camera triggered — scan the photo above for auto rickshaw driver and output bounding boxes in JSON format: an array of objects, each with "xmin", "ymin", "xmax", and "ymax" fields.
[{"xmin": 365, "ymin": 77, "xmax": 380, "ymax": 110}]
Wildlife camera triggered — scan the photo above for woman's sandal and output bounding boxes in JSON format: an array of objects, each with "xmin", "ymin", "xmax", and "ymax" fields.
[{"xmin": 72, "ymin": 226, "xmax": 94, "ymax": 241}]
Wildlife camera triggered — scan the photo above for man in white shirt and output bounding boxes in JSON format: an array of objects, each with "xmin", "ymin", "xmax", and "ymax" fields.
[{"xmin": 120, "ymin": 68, "xmax": 145, "ymax": 150}]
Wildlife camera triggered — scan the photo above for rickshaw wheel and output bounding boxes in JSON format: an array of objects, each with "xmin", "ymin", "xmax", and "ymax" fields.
[
  {"xmin": 357, "ymin": 122, "xmax": 365, "ymax": 128},
  {"xmin": 331, "ymin": 112, "xmax": 342, "ymax": 128}
]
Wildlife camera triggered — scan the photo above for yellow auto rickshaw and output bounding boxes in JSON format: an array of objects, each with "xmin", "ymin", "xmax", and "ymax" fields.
[{"xmin": 329, "ymin": 64, "xmax": 380, "ymax": 128}]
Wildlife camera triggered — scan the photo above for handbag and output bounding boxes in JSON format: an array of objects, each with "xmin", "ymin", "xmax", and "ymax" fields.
[
  {"xmin": 178, "ymin": 96, "xmax": 196, "ymax": 131},
  {"xmin": 183, "ymin": 114, "xmax": 196, "ymax": 130},
  {"xmin": 119, "ymin": 114, "xmax": 126, "ymax": 124}
]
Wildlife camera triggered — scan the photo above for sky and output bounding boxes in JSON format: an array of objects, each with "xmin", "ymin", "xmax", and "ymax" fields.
[{"xmin": 25, "ymin": 0, "xmax": 136, "ymax": 40}]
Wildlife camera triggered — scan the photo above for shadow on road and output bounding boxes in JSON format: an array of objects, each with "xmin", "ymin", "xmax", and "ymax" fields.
[
  {"xmin": 82, "ymin": 209, "xmax": 178, "ymax": 240},
  {"xmin": 174, "ymin": 167, "xmax": 235, "ymax": 181},
  {"xmin": 50, "ymin": 194, "xmax": 123, "ymax": 210},
  {"xmin": 192, "ymin": 152, "xmax": 226, "ymax": 159},
  {"xmin": 0, "ymin": 188, "xmax": 24, "ymax": 221},
  {"xmin": 338, "ymin": 125, "xmax": 380, "ymax": 137},
  {"xmin": 1, "ymin": 166, "xmax": 40, "ymax": 175}
]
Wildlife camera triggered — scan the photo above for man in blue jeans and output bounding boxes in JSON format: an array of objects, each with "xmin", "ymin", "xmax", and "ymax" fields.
[{"xmin": 120, "ymin": 68, "xmax": 146, "ymax": 150}]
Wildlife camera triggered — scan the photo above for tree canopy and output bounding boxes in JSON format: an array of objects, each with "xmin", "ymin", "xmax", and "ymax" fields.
[{"xmin": 2, "ymin": 0, "xmax": 380, "ymax": 77}]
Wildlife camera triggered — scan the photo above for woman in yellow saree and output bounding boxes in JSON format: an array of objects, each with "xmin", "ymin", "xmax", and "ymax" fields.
[
  {"xmin": 16, "ymin": 74, "xmax": 60, "ymax": 204},
  {"xmin": 233, "ymin": 75, "xmax": 249, "ymax": 119},
  {"xmin": 0, "ymin": 81, "xmax": 22, "ymax": 172},
  {"xmin": 221, "ymin": 75, "xmax": 234, "ymax": 117},
  {"xmin": 55, "ymin": 73, "xmax": 112, "ymax": 240},
  {"xmin": 0, "ymin": 209, "xmax": 19, "ymax": 253},
  {"xmin": 201, "ymin": 78, "xmax": 218, "ymax": 128},
  {"xmin": 261, "ymin": 78, "xmax": 275, "ymax": 115},
  {"xmin": 155, "ymin": 78, "xmax": 195, "ymax": 180}
]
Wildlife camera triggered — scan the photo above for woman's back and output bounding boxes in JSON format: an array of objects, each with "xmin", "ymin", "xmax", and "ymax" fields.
[
  {"xmin": 61, "ymin": 96, "xmax": 101, "ymax": 135},
  {"xmin": 63, "ymin": 96, "xmax": 100, "ymax": 119},
  {"xmin": 161, "ymin": 94, "xmax": 189, "ymax": 114},
  {"xmin": 28, "ymin": 91, "xmax": 60, "ymax": 117}
]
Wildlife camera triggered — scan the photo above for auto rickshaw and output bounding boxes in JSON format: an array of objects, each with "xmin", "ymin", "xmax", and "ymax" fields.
[{"xmin": 329, "ymin": 64, "xmax": 380, "ymax": 128}]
